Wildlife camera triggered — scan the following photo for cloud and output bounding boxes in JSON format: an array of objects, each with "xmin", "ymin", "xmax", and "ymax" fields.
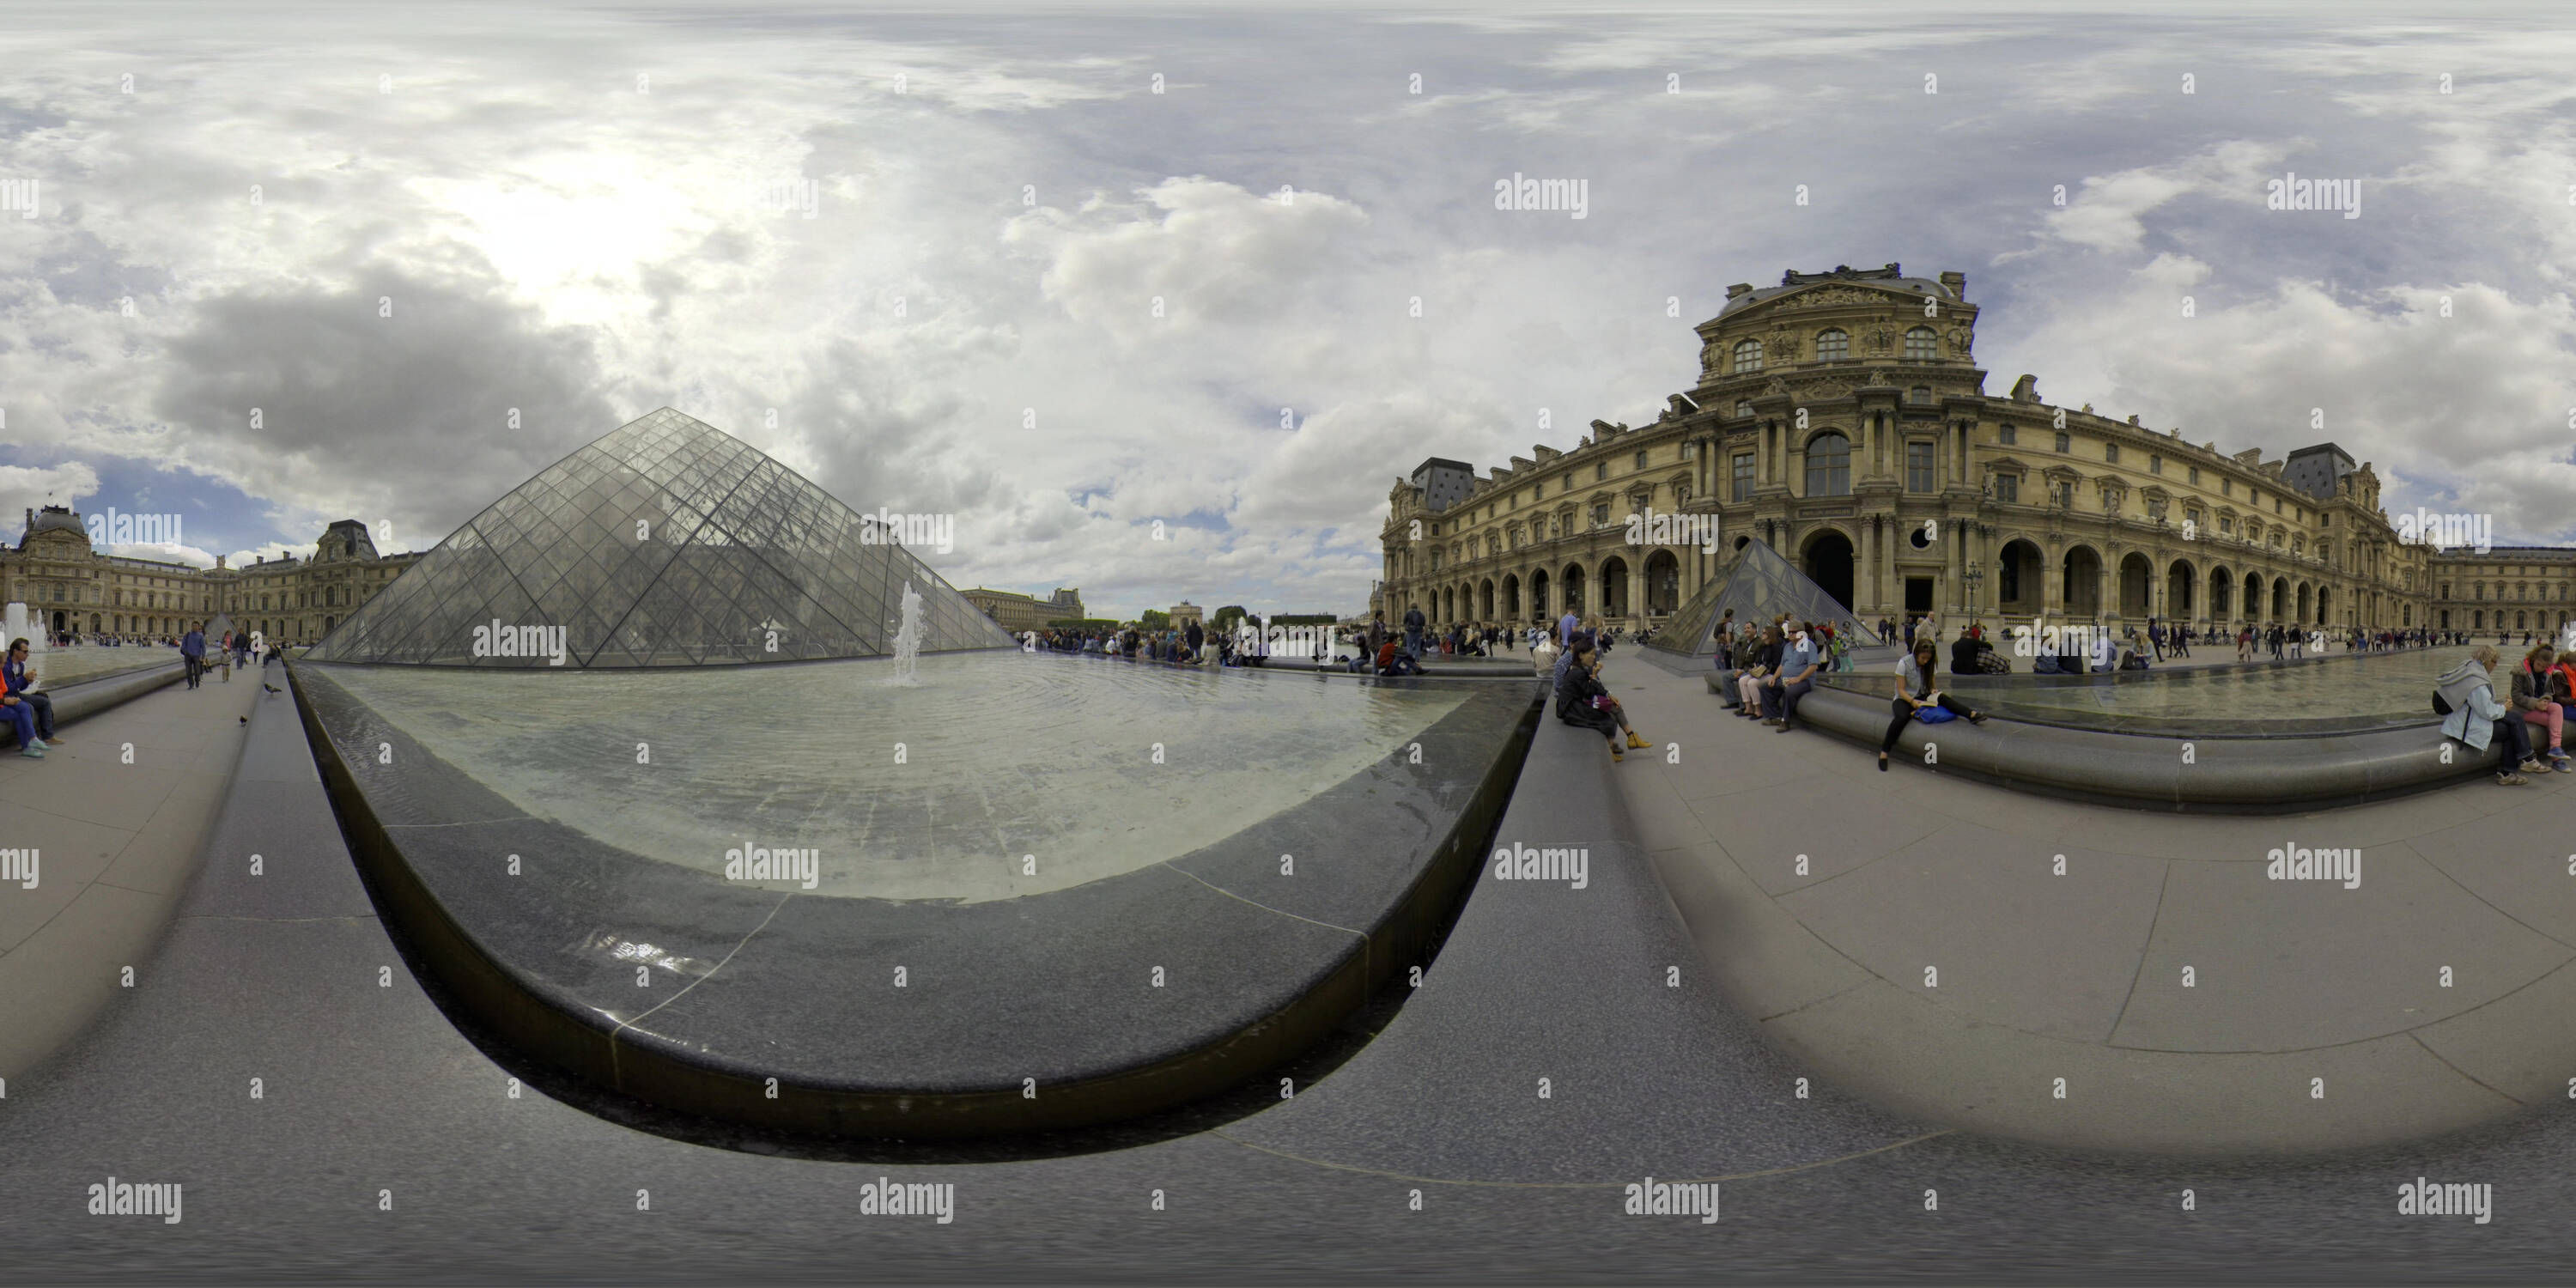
[
  {"xmin": 2007, "ymin": 256, "xmax": 2576, "ymax": 543},
  {"xmin": 0, "ymin": 462, "xmax": 100, "ymax": 528}
]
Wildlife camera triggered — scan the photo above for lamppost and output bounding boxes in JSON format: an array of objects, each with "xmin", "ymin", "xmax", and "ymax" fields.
[{"xmin": 1963, "ymin": 559, "xmax": 1985, "ymax": 628}]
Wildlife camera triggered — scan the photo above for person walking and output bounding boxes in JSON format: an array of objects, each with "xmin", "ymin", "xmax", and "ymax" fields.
[{"xmin": 180, "ymin": 621, "xmax": 207, "ymax": 689}]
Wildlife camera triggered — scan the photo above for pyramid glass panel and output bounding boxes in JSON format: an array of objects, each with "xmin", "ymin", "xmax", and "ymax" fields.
[{"xmin": 307, "ymin": 409, "xmax": 1014, "ymax": 666}]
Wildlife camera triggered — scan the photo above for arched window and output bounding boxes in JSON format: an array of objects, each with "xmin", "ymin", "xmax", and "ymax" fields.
[
  {"xmin": 1804, "ymin": 433, "xmax": 1852, "ymax": 497},
  {"xmin": 1904, "ymin": 327, "xmax": 1939, "ymax": 361},
  {"xmin": 1909, "ymin": 386, "xmax": 1933, "ymax": 404},
  {"xmin": 1814, "ymin": 329, "xmax": 1849, "ymax": 361},
  {"xmin": 1732, "ymin": 339, "xmax": 1763, "ymax": 373},
  {"xmin": 1733, "ymin": 401, "xmax": 1753, "ymax": 417}
]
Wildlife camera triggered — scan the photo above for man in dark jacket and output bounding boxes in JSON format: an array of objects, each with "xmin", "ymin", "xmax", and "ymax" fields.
[
  {"xmin": 1402, "ymin": 605, "xmax": 1426, "ymax": 659},
  {"xmin": 1950, "ymin": 627, "xmax": 1983, "ymax": 676}
]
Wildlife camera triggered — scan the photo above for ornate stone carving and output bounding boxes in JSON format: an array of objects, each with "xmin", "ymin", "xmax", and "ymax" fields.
[
  {"xmin": 1947, "ymin": 326, "xmax": 1971, "ymax": 355},
  {"xmin": 1866, "ymin": 326, "xmax": 1895, "ymax": 354},
  {"xmin": 1776, "ymin": 285, "xmax": 1893, "ymax": 309}
]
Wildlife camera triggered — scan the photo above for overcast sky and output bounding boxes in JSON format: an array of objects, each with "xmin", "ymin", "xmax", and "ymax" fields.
[{"xmin": 4, "ymin": 2, "xmax": 2573, "ymax": 619}]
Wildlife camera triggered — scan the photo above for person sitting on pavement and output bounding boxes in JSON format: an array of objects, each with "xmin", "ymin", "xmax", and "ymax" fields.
[
  {"xmin": 2437, "ymin": 645, "xmax": 2549, "ymax": 785},
  {"xmin": 0, "ymin": 658, "xmax": 46, "ymax": 758},
  {"xmin": 1556, "ymin": 638, "xmax": 1649, "ymax": 762},
  {"xmin": 1880, "ymin": 638, "xmax": 1988, "ymax": 771}
]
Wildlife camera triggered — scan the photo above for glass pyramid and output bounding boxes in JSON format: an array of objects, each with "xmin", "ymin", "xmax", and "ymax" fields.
[
  {"xmin": 1646, "ymin": 539, "xmax": 1857, "ymax": 658},
  {"xmin": 306, "ymin": 408, "xmax": 1017, "ymax": 667}
]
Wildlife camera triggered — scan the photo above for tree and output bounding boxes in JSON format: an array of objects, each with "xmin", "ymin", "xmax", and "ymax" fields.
[
  {"xmin": 1139, "ymin": 609, "xmax": 1170, "ymax": 629},
  {"xmin": 1211, "ymin": 605, "xmax": 1248, "ymax": 629}
]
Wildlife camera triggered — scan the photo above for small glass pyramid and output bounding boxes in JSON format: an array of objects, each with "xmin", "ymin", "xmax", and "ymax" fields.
[
  {"xmin": 306, "ymin": 409, "xmax": 1016, "ymax": 666},
  {"xmin": 1646, "ymin": 539, "xmax": 1857, "ymax": 658}
]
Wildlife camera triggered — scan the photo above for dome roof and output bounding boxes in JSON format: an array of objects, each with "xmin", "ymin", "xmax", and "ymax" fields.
[{"xmin": 27, "ymin": 507, "xmax": 85, "ymax": 537}]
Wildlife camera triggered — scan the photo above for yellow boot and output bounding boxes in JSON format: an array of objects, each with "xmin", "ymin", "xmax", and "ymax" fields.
[
  {"xmin": 1610, "ymin": 741, "xmax": 1625, "ymax": 762},
  {"xmin": 1626, "ymin": 732, "xmax": 1649, "ymax": 750}
]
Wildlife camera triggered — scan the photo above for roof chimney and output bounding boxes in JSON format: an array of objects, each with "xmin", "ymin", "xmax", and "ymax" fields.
[
  {"xmin": 1939, "ymin": 270, "xmax": 1965, "ymax": 298},
  {"xmin": 1725, "ymin": 283, "xmax": 1752, "ymax": 300}
]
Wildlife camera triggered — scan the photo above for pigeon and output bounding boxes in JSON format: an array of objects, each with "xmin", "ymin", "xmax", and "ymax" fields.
[
  {"xmin": 263, "ymin": 683, "xmax": 283, "ymax": 696},
  {"xmin": 239, "ymin": 715, "xmax": 249, "ymax": 725}
]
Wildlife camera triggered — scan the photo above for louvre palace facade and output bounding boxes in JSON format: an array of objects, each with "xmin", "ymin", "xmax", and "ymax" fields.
[{"xmin": 1376, "ymin": 263, "xmax": 2576, "ymax": 639}]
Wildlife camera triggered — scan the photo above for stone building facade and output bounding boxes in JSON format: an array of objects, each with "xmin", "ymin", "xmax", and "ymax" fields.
[
  {"xmin": 962, "ymin": 586, "xmax": 1087, "ymax": 633},
  {"xmin": 1376, "ymin": 263, "xmax": 2552, "ymax": 639},
  {"xmin": 3, "ymin": 506, "xmax": 421, "ymax": 644}
]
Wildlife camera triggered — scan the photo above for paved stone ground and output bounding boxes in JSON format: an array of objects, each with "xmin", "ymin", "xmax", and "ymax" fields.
[
  {"xmin": 9, "ymin": 665, "xmax": 2576, "ymax": 1281},
  {"xmin": 1619, "ymin": 653, "xmax": 2576, "ymax": 1154},
  {"xmin": 0, "ymin": 663, "xmax": 261, "ymax": 1085}
]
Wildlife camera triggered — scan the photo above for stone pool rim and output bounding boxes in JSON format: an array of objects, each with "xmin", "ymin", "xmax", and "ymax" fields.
[{"xmin": 290, "ymin": 654, "xmax": 1542, "ymax": 1139}]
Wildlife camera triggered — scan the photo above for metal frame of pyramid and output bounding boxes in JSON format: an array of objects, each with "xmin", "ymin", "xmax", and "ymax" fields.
[
  {"xmin": 1645, "ymin": 538, "xmax": 1858, "ymax": 658},
  {"xmin": 306, "ymin": 409, "xmax": 1016, "ymax": 667}
]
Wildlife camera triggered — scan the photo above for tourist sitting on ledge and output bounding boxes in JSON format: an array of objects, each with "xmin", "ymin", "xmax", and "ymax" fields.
[
  {"xmin": 1731, "ymin": 624, "xmax": 1782, "ymax": 716},
  {"xmin": 2435, "ymin": 646, "xmax": 2549, "ymax": 785},
  {"xmin": 1880, "ymin": 639, "xmax": 1986, "ymax": 771},
  {"xmin": 1950, "ymin": 626, "xmax": 1982, "ymax": 676},
  {"xmin": 2511, "ymin": 642, "xmax": 2572, "ymax": 772},
  {"xmin": 1557, "ymin": 638, "xmax": 1649, "ymax": 762},
  {"xmin": 1759, "ymin": 624, "xmax": 1821, "ymax": 732},
  {"xmin": 1376, "ymin": 636, "xmax": 1423, "ymax": 677}
]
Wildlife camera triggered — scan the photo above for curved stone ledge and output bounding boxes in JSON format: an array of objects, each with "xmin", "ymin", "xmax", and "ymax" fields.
[
  {"xmin": 8, "ymin": 660, "xmax": 185, "ymax": 743},
  {"xmin": 1708, "ymin": 674, "xmax": 2500, "ymax": 811},
  {"xmin": 290, "ymin": 660, "xmax": 1541, "ymax": 1139}
]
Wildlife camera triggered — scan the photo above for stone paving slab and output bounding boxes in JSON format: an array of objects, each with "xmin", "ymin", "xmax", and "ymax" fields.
[
  {"xmin": 0, "ymin": 673, "xmax": 258, "ymax": 1084},
  {"xmin": 1613, "ymin": 650, "xmax": 2576, "ymax": 1156}
]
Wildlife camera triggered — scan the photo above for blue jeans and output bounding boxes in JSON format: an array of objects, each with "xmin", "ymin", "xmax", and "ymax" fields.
[
  {"xmin": 1, "ymin": 699, "xmax": 37, "ymax": 747},
  {"xmin": 1760, "ymin": 676, "xmax": 1814, "ymax": 725}
]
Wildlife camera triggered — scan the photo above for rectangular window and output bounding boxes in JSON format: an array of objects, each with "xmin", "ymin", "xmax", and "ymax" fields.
[
  {"xmin": 2222, "ymin": 479, "xmax": 2233, "ymax": 496},
  {"xmin": 2150, "ymin": 454, "xmax": 2163, "ymax": 475},
  {"xmin": 1589, "ymin": 503, "xmax": 1610, "ymax": 527},
  {"xmin": 1635, "ymin": 450, "xmax": 1649, "ymax": 470},
  {"xmin": 2053, "ymin": 481, "xmax": 2074, "ymax": 507},
  {"xmin": 1906, "ymin": 441, "xmax": 1935, "ymax": 492},
  {"xmin": 1995, "ymin": 473, "xmax": 2019, "ymax": 503},
  {"xmin": 2105, "ymin": 442, "xmax": 2120, "ymax": 464},
  {"xmin": 2000, "ymin": 424, "xmax": 2016, "ymax": 445},
  {"xmin": 1595, "ymin": 462, "xmax": 1607, "ymax": 481},
  {"xmin": 2055, "ymin": 432, "xmax": 2070, "ymax": 453},
  {"xmin": 1732, "ymin": 453, "xmax": 1754, "ymax": 501},
  {"xmin": 2188, "ymin": 465, "xmax": 2200, "ymax": 484}
]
